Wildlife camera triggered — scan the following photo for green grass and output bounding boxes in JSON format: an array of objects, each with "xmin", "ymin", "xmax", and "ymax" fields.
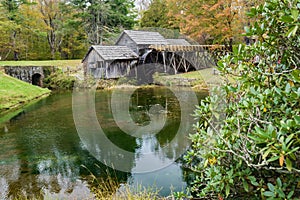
[
  {"xmin": 0, "ymin": 72, "xmax": 51, "ymax": 114},
  {"xmin": 172, "ymin": 68, "xmax": 223, "ymax": 84},
  {"xmin": 154, "ymin": 68, "xmax": 224, "ymax": 89},
  {"xmin": 0, "ymin": 59, "xmax": 82, "ymax": 68}
]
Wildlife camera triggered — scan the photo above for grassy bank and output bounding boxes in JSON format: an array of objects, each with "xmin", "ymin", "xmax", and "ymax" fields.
[
  {"xmin": 154, "ymin": 67, "xmax": 223, "ymax": 89},
  {"xmin": 0, "ymin": 59, "xmax": 82, "ymax": 68},
  {"xmin": 0, "ymin": 72, "xmax": 51, "ymax": 115}
]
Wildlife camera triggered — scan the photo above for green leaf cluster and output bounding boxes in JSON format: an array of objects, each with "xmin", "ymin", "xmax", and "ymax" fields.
[{"xmin": 185, "ymin": 0, "xmax": 300, "ymax": 199}]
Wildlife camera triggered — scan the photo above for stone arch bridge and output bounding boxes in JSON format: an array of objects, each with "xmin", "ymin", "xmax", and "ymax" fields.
[{"xmin": 4, "ymin": 66, "xmax": 49, "ymax": 87}]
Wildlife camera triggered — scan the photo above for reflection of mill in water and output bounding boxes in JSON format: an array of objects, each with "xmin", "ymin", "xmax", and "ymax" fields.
[
  {"xmin": 132, "ymin": 88, "xmax": 169, "ymax": 127},
  {"xmin": 128, "ymin": 88, "xmax": 194, "ymax": 173}
]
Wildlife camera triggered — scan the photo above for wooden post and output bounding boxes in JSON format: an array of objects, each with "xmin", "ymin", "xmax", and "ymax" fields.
[
  {"xmin": 162, "ymin": 51, "xmax": 166, "ymax": 73},
  {"xmin": 173, "ymin": 53, "xmax": 178, "ymax": 74},
  {"xmin": 177, "ymin": 52, "xmax": 185, "ymax": 72},
  {"xmin": 183, "ymin": 52, "xmax": 187, "ymax": 72}
]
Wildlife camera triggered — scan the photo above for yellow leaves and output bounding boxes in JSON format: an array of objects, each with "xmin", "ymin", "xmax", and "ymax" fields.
[
  {"xmin": 209, "ymin": 157, "xmax": 217, "ymax": 165},
  {"xmin": 288, "ymin": 80, "xmax": 295, "ymax": 87},
  {"xmin": 279, "ymin": 154, "xmax": 284, "ymax": 167},
  {"xmin": 204, "ymin": 157, "xmax": 217, "ymax": 167},
  {"xmin": 19, "ymin": 3, "xmax": 47, "ymax": 31}
]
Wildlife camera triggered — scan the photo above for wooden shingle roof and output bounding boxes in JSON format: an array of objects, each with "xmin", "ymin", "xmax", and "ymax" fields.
[
  {"xmin": 117, "ymin": 30, "xmax": 169, "ymax": 45},
  {"xmin": 166, "ymin": 39, "xmax": 191, "ymax": 46},
  {"xmin": 83, "ymin": 45, "xmax": 138, "ymax": 61}
]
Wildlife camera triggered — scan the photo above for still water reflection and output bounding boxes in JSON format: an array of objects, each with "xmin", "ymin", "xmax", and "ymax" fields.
[{"xmin": 0, "ymin": 88, "xmax": 207, "ymax": 199}]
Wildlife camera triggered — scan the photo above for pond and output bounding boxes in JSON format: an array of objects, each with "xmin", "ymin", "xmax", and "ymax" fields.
[{"xmin": 0, "ymin": 87, "xmax": 207, "ymax": 199}]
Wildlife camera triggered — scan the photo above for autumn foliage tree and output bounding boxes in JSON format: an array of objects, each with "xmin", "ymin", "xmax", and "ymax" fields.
[
  {"xmin": 166, "ymin": 0, "xmax": 259, "ymax": 48},
  {"xmin": 139, "ymin": 0, "xmax": 260, "ymax": 47}
]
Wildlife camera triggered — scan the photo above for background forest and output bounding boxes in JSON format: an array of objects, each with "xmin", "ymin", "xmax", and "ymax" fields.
[
  {"xmin": 0, "ymin": 0, "xmax": 136, "ymax": 60},
  {"xmin": 0, "ymin": 0, "xmax": 261, "ymax": 61}
]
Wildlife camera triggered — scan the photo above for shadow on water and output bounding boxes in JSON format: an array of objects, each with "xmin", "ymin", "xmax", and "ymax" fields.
[{"xmin": 0, "ymin": 88, "xmax": 208, "ymax": 199}]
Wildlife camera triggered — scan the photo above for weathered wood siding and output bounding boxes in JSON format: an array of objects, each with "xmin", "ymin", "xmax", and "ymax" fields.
[
  {"xmin": 115, "ymin": 34, "xmax": 138, "ymax": 54},
  {"xmin": 84, "ymin": 50, "xmax": 136, "ymax": 79},
  {"xmin": 83, "ymin": 45, "xmax": 138, "ymax": 79},
  {"xmin": 83, "ymin": 49, "xmax": 105, "ymax": 78},
  {"xmin": 106, "ymin": 60, "xmax": 133, "ymax": 79},
  {"xmin": 116, "ymin": 35, "xmax": 151, "ymax": 56}
]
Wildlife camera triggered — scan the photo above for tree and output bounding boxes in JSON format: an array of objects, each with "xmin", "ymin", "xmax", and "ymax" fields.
[
  {"xmin": 37, "ymin": 0, "xmax": 64, "ymax": 59},
  {"xmin": 140, "ymin": 0, "xmax": 174, "ymax": 29},
  {"xmin": 0, "ymin": 0, "xmax": 26, "ymax": 60},
  {"xmin": 107, "ymin": 0, "xmax": 136, "ymax": 29},
  {"xmin": 166, "ymin": 0, "xmax": 257, "ymax": 48},
  {"xmin": 85, "ymin": 0, "xmax": 110, "ymax": 44},
  {"xmin": 19, "ymin": 2, "xmax": 51, "ymax": 60},
  {"xmin": 57, "ymin": 2, "xmax": 88, "ymax": 59},
  {"xmin": 0, "ymin": 5, "xmax": 15, "ymax": 60},
  {"xmin": 185, "ymin": 0, "xmax": 300, "ymax": 198},
  {"xmin": 72, "ymin": 0, "xmax": 136, "ymax": 45}
]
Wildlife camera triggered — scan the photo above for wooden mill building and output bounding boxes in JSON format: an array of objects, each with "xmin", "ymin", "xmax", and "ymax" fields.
[
  {"xmin": 115, "ymin": 30, "xmax": 169, "ymax": 55},
  {"xmin": 83, "ymin": 30, "xmax": 221, "ymax": 79},
  {"xmin": 82, "ymin": 45, "xmax": 138, "ymax": 79}
]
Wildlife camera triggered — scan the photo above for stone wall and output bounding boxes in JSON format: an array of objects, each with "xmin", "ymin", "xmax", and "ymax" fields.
[{"xmin": 4, "ymin": 66, "xmax": 45, "ymax": 86}]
